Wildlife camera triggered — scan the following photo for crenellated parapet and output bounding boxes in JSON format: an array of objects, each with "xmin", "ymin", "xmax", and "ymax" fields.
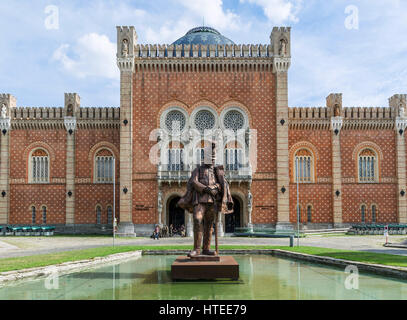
[
  {"xmin": 134, "ymin": 43, "xmax": 273, "ymax": 58},
  {"xmin": 6, "ymin": 93, "xmax": 120, "ymax": 130},
  {"xmin": 289, "ymin": 107, "xmax": 330, "ymax": 129}
]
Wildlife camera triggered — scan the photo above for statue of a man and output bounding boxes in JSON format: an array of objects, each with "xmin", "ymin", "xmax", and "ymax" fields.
[
  {"xmin": 279, "ymin": 39, "xmax": 287, "ymax": 56},
  {"xmin": 121, "ymin": 39, "xmax": 129, "ymax": 57},
  {"xmin": 399, "ymin": 104, "xmax": 405, "ymax": 118},
  {"xmin": 177, "ymin": 142, "xmax": 233, "ymax": 257}
]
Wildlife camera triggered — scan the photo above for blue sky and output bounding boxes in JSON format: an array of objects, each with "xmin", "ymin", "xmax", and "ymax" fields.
[{"xmin": 0, "ymin": 0, "xmax": 406, "ymax": 108}]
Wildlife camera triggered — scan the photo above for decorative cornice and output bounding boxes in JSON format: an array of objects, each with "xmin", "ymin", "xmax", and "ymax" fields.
[
  {"xmin": 342, "ymin": 119, "xmax": 394, "ymax": 130},
  {"xmin": 134, "ymin": 58, "xmax": 274, "ymax": 73},
  {"xmin": 11, "ymin": 119, "xmax": 119, "ymax": 130},
  {"xmin": 117, "ymin": 57, "xmax": 135, "ymax": 72},
  {"xmin": 288, "ymin": 118, "xmax": 394, "ymax": 130},
  {"xmin": 272, "ymin": 56, "xmax": 291, "ymax": 73}
]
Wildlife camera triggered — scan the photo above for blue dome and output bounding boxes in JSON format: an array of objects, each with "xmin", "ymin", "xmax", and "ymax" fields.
[{"xmin": 172, "ymin": 26, "xmax": 235, "ymax": 45}]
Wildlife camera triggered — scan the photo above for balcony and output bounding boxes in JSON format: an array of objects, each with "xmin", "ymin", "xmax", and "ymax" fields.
[{"xmin": 157, "ymin": 163, "xmax": 191, "ymax": 183}]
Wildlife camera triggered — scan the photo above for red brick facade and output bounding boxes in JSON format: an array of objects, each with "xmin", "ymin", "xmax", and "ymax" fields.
[{"xmin": 0, "ymin": 26, "xmax": 406, "ymax": 235}]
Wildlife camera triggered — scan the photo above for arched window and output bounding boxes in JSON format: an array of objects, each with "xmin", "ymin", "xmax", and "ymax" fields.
[
  {"xmin": 167, "ymin": 141, "xmax": 184, "ymax": 171},
  {"xmin": 95, "ymin": 149, "xmax": 114, "ymax": 183},
  {"xmin": 31, "ymin": 206, "xmax": 36, "ymax": 224},
  {"xmin": 223, "ymin": 109, "xmax": 246, "ymax": 132},
  {"xmin": 96, "ymin": 205, "xmax": 102, "ymax": 224},
  {"xmin": 165, "ymin": 110, "xmax": 186, "ymax": 133},
  {"xmin": 195, "ymin": 140, "xmax": 212, "ymax": 166},
  {"xmin": 358, "ymin": 149, "xmax": 377, "ymax": 183},
  {"xmin": 42, "ymin": 206, "xmax": 47, "ymax": 224},
  {"xmin": 30, "ymin": 149, "xmax": 49, "ymax": 183},
  {"xmin": 294, "ymin": 149, "xmax": 314, "ymax": 183},
  {"xmin": 194, "ymin": 110, "xmax": 216, "ymax": 134},
  {"xmin": 307, "ymin": 205, "xmax": 312, "ymax": 223},
  {"xmin": 372, "ymin": 205, "xmax": 377, "ymax": 223},
  {"xmin": 107, "ymin": 206, "xmax": 113, "ymax": 225},
  {"xmin": 225, "ymin": 141, "xmax": 243, "ymax": 171},
  {"xmin": 361, "ymin": 204, "xmax": 366, "ymax": 223}
]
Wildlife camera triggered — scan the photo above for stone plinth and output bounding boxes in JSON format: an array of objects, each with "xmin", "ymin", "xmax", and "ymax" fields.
[{"xmin": 171, "ymin": 256, "xmax": 239, "ymax": 280}]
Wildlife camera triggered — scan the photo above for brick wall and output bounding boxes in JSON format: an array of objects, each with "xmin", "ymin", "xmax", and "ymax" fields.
[
  {"xmin": 289, "ymin": 129, "xmax": 333, "ymax": 224},
  {"xmin": 9, "ymin": 129, "xmax": 67, "ymax": 224},
  {"xmin": 132, "ymin": 69, "xmax": 277, "ymax": 225}
]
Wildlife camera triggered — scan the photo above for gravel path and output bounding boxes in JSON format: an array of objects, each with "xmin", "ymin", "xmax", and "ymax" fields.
[{"xmin": 0, "ymin": 234, "xmax": 406, "ymax": 259}]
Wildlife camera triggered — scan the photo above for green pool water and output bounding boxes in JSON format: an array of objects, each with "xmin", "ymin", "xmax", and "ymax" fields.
[{"xmin": 0, "ymin": 255, "xmax": 406, "ymax": 300}]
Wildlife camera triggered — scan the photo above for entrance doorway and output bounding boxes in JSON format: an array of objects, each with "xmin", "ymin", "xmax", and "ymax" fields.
[
  {"xmin": 225, "ymin": 196, "xmax": 241, "ymax": 233},
  {"xmin": 168, "ymin": 197, "xmax": 185, "ymax": 230}
]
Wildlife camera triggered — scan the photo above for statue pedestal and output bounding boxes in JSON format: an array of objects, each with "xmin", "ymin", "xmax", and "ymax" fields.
[
  {"xmin": 171, "ymin": 256, "xmax": 239, "ymax": 280},
  {"xmin": 190, "ymin": 255, "xmax": 220, "ymax": 262}
]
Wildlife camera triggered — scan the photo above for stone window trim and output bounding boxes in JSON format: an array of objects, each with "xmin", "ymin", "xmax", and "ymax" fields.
[
  {"xmin": 356, "ymin": 148, "xmax": 380, "ymax": 183},
  {"xmin": 94, "ymin": 149, "xmax": 115, "ymax": 184},
  {"xmin": 352, "ymin": 142, "xmax": 383, "ymax": 183},
  {"xmin": 219, "ymin": 101, "xmax": 252, "ymax": 128},
  {"xmin": 156, "ymin": 100, "xmax": 189, "ymax": 129},
  {"xmin": 160, "ymin": 106, "xmax": 189, "ymax": 135},
  {"xmin": 289, "ymin": 142, "xmax": 319, "ymax": 184},
  {"xmin": 89, "ymin": 144, "xmax": 119, "ymax": 184},
  {"xmin": 219, "ymin": 106, "xmax": 249, "ymax": 132},
  {"xmin": 28, "ymin": 148, "xmax": 50, "ymax": 184},
  {"xmin": 291, "ymin": 147, "xmax": 316, "ymax": 183},
  {"xmin": 190, "ymin": 106, "xmax": 219, "ymax": 135}
]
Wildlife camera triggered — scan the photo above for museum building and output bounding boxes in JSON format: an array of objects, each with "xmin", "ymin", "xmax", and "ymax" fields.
[{"xmin": 0, "ymin": 25, "xmax": 406, "ymax": 235}]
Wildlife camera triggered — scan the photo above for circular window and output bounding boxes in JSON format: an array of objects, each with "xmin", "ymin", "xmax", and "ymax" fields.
[
  {"xmin": 194, "ymin": 110, "xmax": 215, "ymax": 133},
  {"xmin": 223, "ymin": 110, "xmax": 244, "ymax": 131},
  {"xmin": 165, "ymin": 110, "xmax": 186, "ymax": 133}
]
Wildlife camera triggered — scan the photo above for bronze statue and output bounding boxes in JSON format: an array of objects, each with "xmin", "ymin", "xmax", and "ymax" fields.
[{"xmin": 177, "ymin": 142, "xmax": 233, "ymax": 257}]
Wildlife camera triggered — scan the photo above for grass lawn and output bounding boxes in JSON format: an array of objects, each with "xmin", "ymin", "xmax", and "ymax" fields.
[{"xmin": 0, "ymin": 245, "xmax": 406, "ymax": 273}]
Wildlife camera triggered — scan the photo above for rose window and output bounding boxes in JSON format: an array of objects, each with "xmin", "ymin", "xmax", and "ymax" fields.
[
  {"xmin": 194, "ymin": 110, "xmax": 215, "ymax": 133},
  {"xmin": 165, "ymin": 110, "xmax": 186, "ymax": 133},
  {"xmin": 224, "ymin": 110, "xmax": 244, "ymax": 131}
]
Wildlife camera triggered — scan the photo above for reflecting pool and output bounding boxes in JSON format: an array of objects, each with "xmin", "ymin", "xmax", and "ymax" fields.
[{"xmin": 0, "ymin": 255, "xmax": 406, "ymax": 300}]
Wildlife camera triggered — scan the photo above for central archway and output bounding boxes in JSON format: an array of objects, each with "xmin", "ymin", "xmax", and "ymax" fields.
[
  {"xmin": 168, "ymin": 196, "xmax": 185, "ymax": 229},
  {"xmin": 225, "ymin": 196, "xmax": 241, "ymax": 233}
]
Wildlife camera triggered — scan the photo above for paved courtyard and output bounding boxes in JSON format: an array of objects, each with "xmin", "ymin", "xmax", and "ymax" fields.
[{"xmin": 0, "ymin": 234, "xmax": 406, "ymax": 259}]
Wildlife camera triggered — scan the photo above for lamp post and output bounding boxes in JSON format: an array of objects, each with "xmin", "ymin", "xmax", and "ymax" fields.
[
  {"xmin": 113, "ymin": 157, "xmax": 116, "ymax": 247},
  {"xmin": 296, "ymin": 157, "xmax": 300, "ymax": 246}
]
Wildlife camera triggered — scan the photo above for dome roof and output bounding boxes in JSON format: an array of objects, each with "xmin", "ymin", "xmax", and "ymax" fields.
[{"xmin": 172, "ymin": 26, "xmax": 235, "ymax": 45}]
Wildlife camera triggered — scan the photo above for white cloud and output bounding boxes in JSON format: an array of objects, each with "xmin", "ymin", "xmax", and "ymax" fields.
[
  {"xmin": 52, "ymin": 33, "xmax": 118, "ymax": 79},
  {"xmin": 176, "ymin": 0, "xmax": 241, "ymax": 30},
  {"xmin": 241, "ymin": 0, "xmax": 302, "ymax": 24}
]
